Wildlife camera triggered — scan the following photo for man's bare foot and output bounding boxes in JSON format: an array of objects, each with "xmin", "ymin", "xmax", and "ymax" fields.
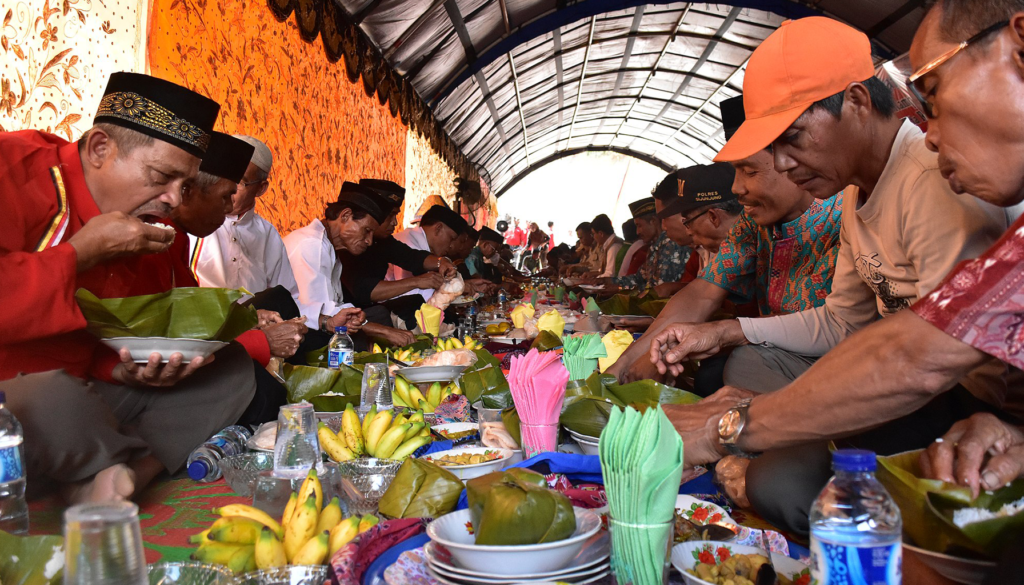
[{"xmin": 61, "ymin": 464, "xmax": 137, "ymax": 505}]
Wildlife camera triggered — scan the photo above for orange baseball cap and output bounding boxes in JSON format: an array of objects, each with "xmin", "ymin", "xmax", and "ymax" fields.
[{"xmin": 714, "ymin": 17, "xmax": 875, "ymax": 163}]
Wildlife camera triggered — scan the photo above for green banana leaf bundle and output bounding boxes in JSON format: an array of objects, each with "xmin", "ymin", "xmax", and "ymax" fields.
[
  {"xmin": 501, "ymin": 407, "xmax": 522, "ymax": 447},
  {"xmin": 878, "ymin": 450, "xmax": 1024, "ymax": 558},
  {"xmin": 75, "ymin": 288, "xmax": 256, "ymax": 341},
  {"xmin": 531, "ymin": 330, "xmax": 564, "ymax": 352},
  {"xmin": 460, "ymin": 349, "xmax": 512, "ymax": 409},
  {"xmin": 281, "ymin": 363, "xmax": 363, "ymax": 405},
  {"xmin": 0, "ymin": 530, "xmax": 63, "ymax": 585},
  {"xmin": 598, "ymin": 293, "xmax": 649, "ymax": 316},
  {"xmin": 559, "ymin": 372, "xmax": 701, "ymax": 437},
  {"xmin": 378, "ymin": 458, "xmax": 464, "ymax": 519},
  {"xmin": 465, "ymin": 469, "xmax": 576, "ymax": 545}
]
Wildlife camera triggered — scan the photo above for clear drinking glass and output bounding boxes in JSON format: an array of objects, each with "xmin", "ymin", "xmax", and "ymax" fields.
[
  {"xmin": 361, "ymin": 363, "xmax": 391, "ymax": 410},
  {"xmin": 273, "ymin": 402, "xmax": 319, "ymax": 479},
  {"xmin": 63, "ymin": 501, "xmax": 148, "ymax": 585},
  {"xmin": 520, "ymin": 423, "xmax": 559, "ymax": 459}
]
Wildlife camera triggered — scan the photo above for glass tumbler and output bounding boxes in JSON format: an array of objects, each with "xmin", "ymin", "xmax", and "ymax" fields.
[
  {"xmin": 273, "ymin": 402, "xmax": 319, "ymax": 479},
  {"xmin": 63, "ymin": 501, "xmax": 147, "ymax": 585}
]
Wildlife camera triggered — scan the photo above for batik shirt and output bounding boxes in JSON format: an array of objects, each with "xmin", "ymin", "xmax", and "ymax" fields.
[
  {"xmin": 913, "ymin": 215, "xmax": 1024, "ymax": 370},
  {"xmin": 699, "ymin": 193, "xmax": 844, "ymax": 316},
  {"xmin": 612, "ymin": 231, "xmax": 690, "ymax": 290}
]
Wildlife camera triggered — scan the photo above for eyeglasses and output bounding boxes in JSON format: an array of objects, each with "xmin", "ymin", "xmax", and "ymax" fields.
[
  {"xmin": 908, "ymin": 20, "xmax": 1007, "ymax": 118},
  {"xmin": 682, "ymin": 209, "xmax": 711, "ymax": 229}
]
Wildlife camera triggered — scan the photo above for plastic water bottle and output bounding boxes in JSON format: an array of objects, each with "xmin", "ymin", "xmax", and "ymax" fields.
[
  {"xmin": 810, "ymin": 449, "xmax": 902, "ymax": 584},
  {"xmin": 186, "ymin": 425, "xmax": 253, "ymax": 483},
  {"xmin": 0, "ymin": 392, "xmax": 27, "ymax": 534},
  {"xmin": 467, "ymin": 305, "xmax": 479, "ymax": 333},
  {"xmin": 328, "ymin": 326, "xmax": 354, "ymax": 369}
]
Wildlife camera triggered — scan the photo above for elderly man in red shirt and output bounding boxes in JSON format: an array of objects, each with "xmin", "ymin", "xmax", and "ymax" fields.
[{"xmin": 0, "ymin": 72, "xmax": 256, "ymax": 505}]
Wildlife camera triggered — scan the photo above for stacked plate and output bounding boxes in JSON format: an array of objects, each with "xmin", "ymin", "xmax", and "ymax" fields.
[
  {"xmin": 424, "ymin": 530, "xmax": 610, "ymax": 585},
  {"xmin": 566, "ymin": 429, "xmax": 600, "ymax": 455}
]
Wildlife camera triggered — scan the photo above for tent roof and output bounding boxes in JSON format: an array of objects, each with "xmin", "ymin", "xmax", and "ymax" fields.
[{"xmin": 336, "ymin": 0, "xmax": 926, "ymax": 195}]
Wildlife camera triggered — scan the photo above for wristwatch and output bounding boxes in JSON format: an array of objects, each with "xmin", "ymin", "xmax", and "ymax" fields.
[{"xmin": 718, "ymin": 398, "xmax": 760, "ymax": 459}]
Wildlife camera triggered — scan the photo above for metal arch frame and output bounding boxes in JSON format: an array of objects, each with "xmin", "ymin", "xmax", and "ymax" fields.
[
  {"xmin": 493, "ymin": 146, "xmax": 676, "ymax": 198},
  {"xmin": 427, "ymin": 0, "xmax": 828, "ymax": 105}
]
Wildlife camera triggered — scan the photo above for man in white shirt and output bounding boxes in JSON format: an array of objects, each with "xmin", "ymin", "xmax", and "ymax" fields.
[
  {"xmin": 284, "ymin": 184, "xmax": 385, "ymax": 334},
  {"xmin": 189, "ymin": 135, "xmax": 299, "ymax": 307},
  {"xmin": 590, "ymin": 214, "xmax": 623, "ymax": 278},
  {"xmin": 387, "ymin": 204, "xmax": 468, "ymax": 302}
]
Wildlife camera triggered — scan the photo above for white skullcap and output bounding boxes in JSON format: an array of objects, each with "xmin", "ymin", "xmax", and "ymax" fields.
[{"xmin": 232, "ymin": 135, "xmax": 273, "ymax": 173}]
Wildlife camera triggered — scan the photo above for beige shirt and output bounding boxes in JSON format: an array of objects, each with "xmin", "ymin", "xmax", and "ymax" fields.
[
  {"xmin": 738, "ymin": 121, "xmax": 1023, "ymax": 406},
  {"xmin": 598, "ymin": 236, "xmax": 624, "ymax": 278}
]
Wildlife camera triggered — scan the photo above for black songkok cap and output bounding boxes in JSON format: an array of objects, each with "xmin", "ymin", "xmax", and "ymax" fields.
[
  {"xmin": 657, "ymin": 163, "xmax": 737, "ymax": 220},
  {"xmin": 360, "ymin": 178, "xmax": 406, "ymax": 208},
  {"xmin": 344, "ymin": 180, "xmax": 398, "ymax": 217},
  {"xmin": 335, "ymin": 182, "xmax": 388, "ymax": 224},
  {"xmin": 720, "ymin": 95, "xmax": 745, "ymax": 141},
  {"xmin": 628, "ymin": 197, "xmax": 657, "ymax": 219},
  {"xmin": 478, "ymin": 226, "xmax": 503, "ymax": 244},
  {"xmin": 94, "ymin": 72, "xmax": 220, "ymax": 157},
  {"xmin": 199, "ymin": 133, "xmax": 255, "ymax": 183},
  {"xmin": 422, "ymin": 204, "xmax": 468, "ymax": 234}
]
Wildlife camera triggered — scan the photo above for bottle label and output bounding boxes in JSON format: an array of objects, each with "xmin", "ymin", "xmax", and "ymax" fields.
[
  {"xmin": 0, "ymin": 445, "xmax": 23, "ymax": 483},
  {"xmin": 328, "ymin": 349, "xmax": 353, "ymax": 368},
  {"xmin": 811, "ymin": 537, "xmax": 901, "ymax": 585}
]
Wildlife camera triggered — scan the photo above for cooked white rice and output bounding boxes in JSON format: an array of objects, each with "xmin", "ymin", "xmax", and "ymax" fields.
[{"xmin": 953, "ymin": 496, "xmax": 1024, "ymax": 527}]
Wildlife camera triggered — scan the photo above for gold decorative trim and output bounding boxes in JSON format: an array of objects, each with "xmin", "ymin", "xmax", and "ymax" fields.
[
  {"xmin": 35, "ymin": 167, "xmax": 69, "ymax": 251},
  {"xmin": 96, "ymin": 91, "xmax": 211, "ymax": 151}
]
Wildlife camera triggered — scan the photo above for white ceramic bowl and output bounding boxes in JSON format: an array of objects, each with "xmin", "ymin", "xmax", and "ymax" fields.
[
  {"xmin": 427, "ymin": 507, "xmax": 603, "ymax": 576},
  {"xmin": 903, "ymin": 542, "xmax": 995, "ymax": 585},
  {"xmin": 572, "ymin": 435, "xmax": 600, "ymax": 456},
  {"xmin": 396, "ymin": 365, "xmax": 467, "ymax": 383},
  {"xmin": 671, "ymin": 541, "xmax": 811, "ymax": 585},
  {"xmin": 101, "ymin": 337, "xmax": 227, "ymax": 363},
  {"xmin": 420, "ymin": 447, "xmax": 512, "ymax": 481}
]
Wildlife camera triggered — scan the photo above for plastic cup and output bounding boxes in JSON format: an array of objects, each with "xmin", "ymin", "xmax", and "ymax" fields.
[
  {"xmin": 520, "ymin": 423, "xmax": 559, "ymax": 459},
  {"xmin": 273, "ymin": 403, "xmax": 319, "ymax": 479},
  {"xmin": 609, "ymin": 518, "xmax": 673, "ymax": 585},
  {"xmin": 361, "ymin": 363, "xmax": 391, "ymax": 410},
  {"xmin": 63, "ymin": 501, "xmax": 147, "ymax": 585}
]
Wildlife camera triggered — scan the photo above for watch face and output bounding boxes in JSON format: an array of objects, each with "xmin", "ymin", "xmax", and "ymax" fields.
[{"xmin": 718, "ymin": 409, "xmax": 740, "ymax": 439}]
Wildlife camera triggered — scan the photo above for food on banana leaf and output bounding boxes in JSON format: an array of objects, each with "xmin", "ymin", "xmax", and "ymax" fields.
[
  {"xmin": 425, "ymin": 450, "xmax": 503, "ymax": 467},
  {"xmin": 378, "ymin": 458, "xmax": 463, "ymax": 520},
  {"xmin": 0, "ymin": 530, "xmax": 64, "ymax": 585},
  {"xmin": 413, "ymin": 349, "xmax": 477, "ymax": 368},
  {"xmin": 434, "ymin": 428, "xmax": 477, "ymax": 441},
  {"xmin": 465, "ymin": 469, "xmax": 576, "ymax": 546},
  {"xmin": 954, "ymin": 496, "xmax": 1024, "ymax": 527}
]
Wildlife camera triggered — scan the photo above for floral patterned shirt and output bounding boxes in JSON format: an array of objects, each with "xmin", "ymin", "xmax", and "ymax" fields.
[
  {"xmin": 698, "ymin": 193, "xmax": 844, "ymax": 316},
  {"xmin": 912, "ymin": 214, "xmax": 1024, "ymax": 370},
  {"xmin": 612, "ymin": 231, "xmax": 690, "ymax": 290}
]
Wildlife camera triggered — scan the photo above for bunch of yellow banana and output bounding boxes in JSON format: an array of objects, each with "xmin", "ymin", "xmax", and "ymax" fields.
[
  {"xmin": 433, "ymin": 336, "xmax": 482, "ymax": 351},
  {"xmin": 191, "ymin": 468, "xmax": 384, "ymax": 572},
  {"xmin": 394, "ymin": 377, "xmax": 462, "ymax": 413},
  {"xmin": 318, "ymin": 403, "xmax": 433, "ymax": 462},
  {"xmin": 390, "ymin": 348, "xmax": 423, "ymax": 362}
]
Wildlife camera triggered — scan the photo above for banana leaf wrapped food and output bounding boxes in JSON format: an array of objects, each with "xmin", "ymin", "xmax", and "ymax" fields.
[
  {"xmin": 465, "ymin": 468, "xmax": 576, "ymax": 545},
  {"xmin": 76, "ymin": 287, "xmax": 257, "ymax": 341},
  {"xmin": 878, "ymin": 450, "xmax": 1024, "ymax": 558},
  {"xmin": 378, "ymin": 458, "xmax": 464, "ymax": 519},
  {"xmin": 559, "ymin": 373, "xmax": 701, "ymax": 437},
  {"xmin": 0, "ymin": 530, "xmax": 64, "ymax": 585}
]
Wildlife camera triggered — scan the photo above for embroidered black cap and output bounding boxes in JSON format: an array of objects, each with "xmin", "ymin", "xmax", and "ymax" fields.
[
  {"xmin": 656, "ymin": 163, "xmax": 737, "ymax": 220},
  {"xmin": 421, "ymin": 204, "xmax": 468, "ymax": 235},
  {"xmin": 94, "ymin": 72, "xmax": 220, "ymax": 157},
  {"xmin": 359, "ymin": 178, "xmax": 406, "ymax": 209},
  {"xmin": 628, "ymin": 197, "xmax": 657, "ymax": 219},
  {"xmin": 198, "ymin": 133, "xmax": 255, "ymax": 183}
]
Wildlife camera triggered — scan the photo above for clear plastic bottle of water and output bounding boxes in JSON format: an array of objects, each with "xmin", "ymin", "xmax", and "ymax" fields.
[
  {"xmin": 0, "ymin": 392, "xmax": 27, "ymax": 534},
  {"xmin": 810, "ymin": 449, "xmax": 902, "ymax": 585},
  {"xmin": 186, "ymin": 425, "xmax": 253, "ymax": 483},
  {"xmin": 328, "ymin": 326, "xmax": 354, "ymax": 370}
]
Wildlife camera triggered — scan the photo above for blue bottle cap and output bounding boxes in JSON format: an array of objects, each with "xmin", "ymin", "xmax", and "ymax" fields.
[
  {"xmin": 187, "ymin": 460, "xmax": 210, "ymax": 481},
  {"xmin": 832, "ymin": 449, "xmax": 877, "ymax": 472},
  {"xmin": 335, "ymin": 326, "xmax": 347, "ymax": 333}
]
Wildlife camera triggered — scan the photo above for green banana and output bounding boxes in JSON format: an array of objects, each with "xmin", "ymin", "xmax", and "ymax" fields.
[
  {"xmin": 389, "ymin": 435, "xmax": 432, "ymax": 460},
  {"xmin": 374, "ymin": 423, "xmax": 412, "ymax": 459}
]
